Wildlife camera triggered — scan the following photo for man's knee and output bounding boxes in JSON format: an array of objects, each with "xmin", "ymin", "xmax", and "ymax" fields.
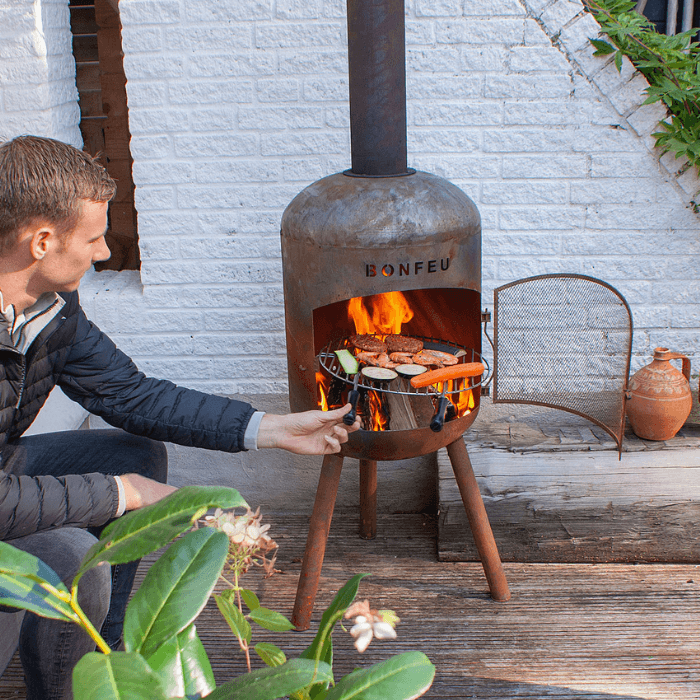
[{"xmin": 120, "ymin": 433, "xmax": 168, "ymax": 483}]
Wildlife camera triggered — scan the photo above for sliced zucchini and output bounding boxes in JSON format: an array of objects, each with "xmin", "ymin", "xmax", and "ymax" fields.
[
  {"xmin": 335, "ymin": 349, "xmax": 359, "ymax": 375},
  {"xmin": 395, "ymin": 364, "xmax": 428, "ymax": 378},
  {"xmin": 361, "ymin": 367, "xmax": 398, "ymax": 382}
]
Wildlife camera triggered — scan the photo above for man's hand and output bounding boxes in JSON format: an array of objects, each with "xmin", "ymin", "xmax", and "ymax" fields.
[
  {"xmin": 120, "ymin": 473, "xmax": 178, "ymax": 511},
  {"xmin": 257, "ymin": 403, "xmax": 361, "ymax": 455}
]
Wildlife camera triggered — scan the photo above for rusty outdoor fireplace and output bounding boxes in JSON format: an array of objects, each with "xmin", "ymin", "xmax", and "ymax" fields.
[{"xmin": 280, "ymin": 0, "xmax": 511, "ymax": 630}]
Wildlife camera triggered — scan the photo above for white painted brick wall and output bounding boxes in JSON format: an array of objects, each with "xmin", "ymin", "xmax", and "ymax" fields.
[
  {"xmin": 0, "ymin": 0, "xmax": 80, "ymax": 145},
  {"xmin": 3, "ymin": 0, "xmax": 700, "ymax": 396},
  {"xmin": 109, "ymin": 0, "xmax": 700, "ymax": 389}
]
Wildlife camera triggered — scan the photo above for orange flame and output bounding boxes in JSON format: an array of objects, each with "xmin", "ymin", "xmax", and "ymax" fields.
[
  {"xmin": 348, "ymin": 292, "xmax": 414, "ymax": 335},
  {"xmin": 316, "ymin": 371, "xmax": 329, "ymax": 411},
  {"xmin": 451, "ymin": 380, "xmax": 475, "ymax": 417},
  {"xmin": 368, "ymin": 391, "xmax": 389, "ymax": 431}
]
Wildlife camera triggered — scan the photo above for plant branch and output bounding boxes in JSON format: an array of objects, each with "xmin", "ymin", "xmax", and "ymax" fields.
[{"xmin": 70, "ymin": 585, "xmax": 111, "ymax": 655}]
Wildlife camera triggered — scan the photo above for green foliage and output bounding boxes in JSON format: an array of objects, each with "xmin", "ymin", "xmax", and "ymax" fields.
[
  {"xmin": 0, "ymin": 541, "xmax": 79, "ymax": 623},
  {"xmin": 75, "ymin": 486, "xmax": 247, "ymax": 584},
  {"xmin": 123, "ymin": 526, "xmax": 230, "ymax": 657},
  {"xmin": 585, "ymin": 0, "xmax": 700, "ymax": 173},
  {"xmin": 73, "ymin": 652, "xmax": 169, "ymax": 700},
  {"xmin": 0, "ymin": 486, "xmax": 435, "ymax": 700},
  {"xmin": 146, "ymin": 624, "xmax": 216, "ymax": 698},
  {"xmin": 324, "ymin": 651, "xmax": 435, "ymax": 700}
]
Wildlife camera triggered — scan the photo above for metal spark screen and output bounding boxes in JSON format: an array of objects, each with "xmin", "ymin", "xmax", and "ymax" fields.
[{"xmin": 493, "ymin": 274, "xmax": 633, "ymax": 451}]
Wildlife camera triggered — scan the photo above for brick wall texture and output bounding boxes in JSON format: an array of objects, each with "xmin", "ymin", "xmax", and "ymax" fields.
[
  {"xmin": 0, "ymin": 0, "xmax": 81, "ymax": 145},
  {"xmin": 4, "ymin": 0, "xmax": 700, "ymax": 394}
]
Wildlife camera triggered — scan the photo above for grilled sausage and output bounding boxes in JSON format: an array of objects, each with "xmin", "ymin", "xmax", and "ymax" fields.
[{"xmin": 410, "ymin": 362, "xmax": 485, "ymax": 388}]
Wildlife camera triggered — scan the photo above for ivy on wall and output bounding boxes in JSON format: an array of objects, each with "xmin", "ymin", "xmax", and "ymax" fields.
[{"xmin": 585, "ymin": 0, "xmax": 700, "ymax": 175}]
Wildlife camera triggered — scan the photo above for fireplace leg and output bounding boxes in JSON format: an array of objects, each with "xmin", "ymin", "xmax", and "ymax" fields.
[
  {"xmin": 446, "ymin": 437, "xmax": 511, "ymax": 602},
  {"xmin": 292, "ymin": 453, "xmax": 344, "ymax": 630},
  {"xmin": 359, "ymin": 459, "xmax": 377, "ymax": 539}
]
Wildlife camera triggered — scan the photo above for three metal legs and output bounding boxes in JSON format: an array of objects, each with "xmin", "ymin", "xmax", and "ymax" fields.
[{"xmin": 290, "ymin": 439, "xmax": 510, "ymax": 630}]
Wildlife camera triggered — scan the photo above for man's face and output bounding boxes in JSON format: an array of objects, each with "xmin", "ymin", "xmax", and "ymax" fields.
[{"xmin": 36, "ymin": 199, "xmax": 111, "ymax": 293}]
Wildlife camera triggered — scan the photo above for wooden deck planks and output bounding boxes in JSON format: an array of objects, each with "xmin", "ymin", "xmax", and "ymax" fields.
[
  {"xmin": 438, "ymin": 444, "xmax": 700, "ymax": 563},
  {"xmin": 3, "ymin": 514, "xmax": 698, "ymax": 699}
]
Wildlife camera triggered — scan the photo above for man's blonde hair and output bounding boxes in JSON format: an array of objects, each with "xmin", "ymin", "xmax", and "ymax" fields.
[{"xmin": 0, "ymin": 135, "xmax": 116, "ymax": 253}]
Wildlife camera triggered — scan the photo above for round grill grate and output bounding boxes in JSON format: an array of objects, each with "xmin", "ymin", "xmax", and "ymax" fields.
[{"xmin": 317, "ymin": 335, "xmax": 489, "ymax": 397}]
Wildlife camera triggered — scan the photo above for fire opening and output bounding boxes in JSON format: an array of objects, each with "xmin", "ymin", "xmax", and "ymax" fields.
[{"xmin": 314, "ymin": 290, "xmax": 483, "ymax": 432}]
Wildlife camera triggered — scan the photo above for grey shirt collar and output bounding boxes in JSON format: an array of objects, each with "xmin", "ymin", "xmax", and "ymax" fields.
[{"xmin": 0, "ymin": 291, "xmax": 65, "ymax": 354}]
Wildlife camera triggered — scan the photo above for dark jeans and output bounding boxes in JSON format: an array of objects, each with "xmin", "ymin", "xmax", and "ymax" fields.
[{"xmin": 1, "ymin": 429, "xmax": 168, "ymax": 700}]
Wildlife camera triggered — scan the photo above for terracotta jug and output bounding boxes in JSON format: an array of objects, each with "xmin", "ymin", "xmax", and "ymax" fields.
[{"xmin": 626, "ymin": 347, "xmax": 692, "ymax": 440}]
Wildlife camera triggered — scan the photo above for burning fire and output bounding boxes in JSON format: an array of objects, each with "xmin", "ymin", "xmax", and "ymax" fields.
[
  {"xmin": 348, "ymin": 292, "xmax": 413, "ymax": 335},
  {"xmin": 368, "ymin": 391, "xmax": 389, "ymax": 432},
  {"xmin": 451, "ymin": 381, "xmax": 475, "ymax": 416},
  {"xmin": 316, "ymin": 371, "xmax": 329, "ymax": 412},
  {"xmin": 316, "ymin": 291, "xmax": 476, "ymax": 431}
]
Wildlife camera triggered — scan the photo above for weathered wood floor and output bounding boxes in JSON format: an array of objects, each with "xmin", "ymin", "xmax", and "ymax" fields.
[{"xmin": 2, "ymin": 513, "xmax": 699, "ymax": 699}]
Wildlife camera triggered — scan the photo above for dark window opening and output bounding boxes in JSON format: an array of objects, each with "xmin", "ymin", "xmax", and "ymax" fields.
[
  {"xmin": 638, "ymin": 0, "xmax": 700, "ymax": 35},
  {"xmin": 70, "ymin": 0, "xmax": 140, "ymax": 271}
]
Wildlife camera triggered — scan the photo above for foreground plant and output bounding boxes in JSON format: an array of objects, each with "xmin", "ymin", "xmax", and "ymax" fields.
[
  {"xmin": 0, "ymin": 485, "xmax": 435, "ymax": 700},
  {"xmin": 584, "ymin": 0, "xmax": 700, "ymax": 178}
]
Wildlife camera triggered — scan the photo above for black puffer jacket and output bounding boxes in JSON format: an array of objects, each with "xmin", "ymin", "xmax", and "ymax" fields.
[{"xmin": 0, "ymin": 291, "xmax": 255, "ymax": 540}]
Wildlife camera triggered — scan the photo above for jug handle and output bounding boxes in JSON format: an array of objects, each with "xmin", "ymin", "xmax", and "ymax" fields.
[{"xmin": 668, "ymin": 352, "xmax": 691, "ymax": 381}]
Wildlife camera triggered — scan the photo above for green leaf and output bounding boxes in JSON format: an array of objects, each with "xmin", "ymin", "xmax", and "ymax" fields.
[
  {"xmin": 72, "ymin": 651, "xmax": 168, "ymax": 700},
  {"xmin": 249, "ymin": 606, "xmax": 295, "ymax": 631},
  {"xmin": 0, "ymin": 541, "xmax": 77, "ymax": 622},
  {"xmin": 324, "ymin": 651, "xmax": 435, "ymax": 700},
  {"xmin": 590, "ymin": 38, "xmax": 615, "ymax": 55},
  {"xmin": 146, "ymin": 624, "xmax": 215, "ymax": 699},
  {"xmin": 255, "ymin": 641, "xmax": 287, "ymax": 667},
  {"xmin": 76, "ymin": 486, "xmax": 247, "ymax": 581},
  {"xmin": 301, "ymin": 574, "xmax": 370, "ymax": 664},
  {"xmin": 123, "ymin": 527, "xmax": 229, "ymax": 658},
  {"xmin": 215, "ymin": 588, "xmax": 251, "ymax": 645},
  {"xmin": 205, "ymin": 659, "xmax": 333, "ymax": 700},
  {"xmin": 240, "ymin": 588, "xmax": 260, "ymax": 611},
  {"xmin": 614, "ymin": 49, "xmax": 623, "ymax": 72}
]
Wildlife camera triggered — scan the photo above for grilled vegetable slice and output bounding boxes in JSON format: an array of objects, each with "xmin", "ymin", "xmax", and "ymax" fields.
[
  {"xmin": 335, "ymin": 349, "xmax": 359, "ymax": 375},
  {"xmin": 361, "ymin": 367, "xmax": 398, "ymax": 382},
  {"xmin": 395, "ymin": 364, "xmax": 427, "ymax": 378}
]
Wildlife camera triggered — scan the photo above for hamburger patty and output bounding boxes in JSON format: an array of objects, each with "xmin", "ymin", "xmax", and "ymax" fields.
[
  {"xmin": 385, "ymin": 334, "xmax": 424, "ymax": 354},
  {"xmin": 349, "ymin": 334, "xmax": 387, "ymax": 353}
]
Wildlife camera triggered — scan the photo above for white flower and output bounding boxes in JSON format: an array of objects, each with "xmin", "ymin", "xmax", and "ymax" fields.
[
  {"xmin": 371, "ymin": 621, "xmax": 397, "ymax": 640},
  {"xmin": 345, "ymin": 600, "xmax": 399, "ymax": 653},
  {"xmin": 350, "ymin": 621, "xmax": 374, "ymax": 653}
]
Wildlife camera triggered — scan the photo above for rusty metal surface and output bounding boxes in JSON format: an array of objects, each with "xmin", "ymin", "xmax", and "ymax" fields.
[
  {"xmin": 281, "ymin": 170, "xmax": 481, "ymax": 419},
  {"xmin": 446, "ymin": 437, "xmax": 511, "ymax": 601},
  {"xmin": 359, "ymin": 459, "xmax": 377, "ymax": 539},
  {"xmin": 339, "ymin": 407, "xmax": 479, "ymax": 460},
  {"xmin": 493, "ymin": 274, "xmax": 632, "ymax": 454},
  {"xmin": 291, "ymin": 453, "xmax": 344, "ymax": 631},
  {"xmin": 347, "ymin": 0, "xmax": 408, "ymax": 176}
]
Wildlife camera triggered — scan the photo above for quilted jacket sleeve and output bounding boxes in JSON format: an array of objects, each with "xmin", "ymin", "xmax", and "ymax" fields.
[
  {"xmin": 0, "ymin": 471, "xmax": 119, "ymax": 541},
  {"xmin": 58, "ymin": 307, "xmax": 256, "ymax": 452}
]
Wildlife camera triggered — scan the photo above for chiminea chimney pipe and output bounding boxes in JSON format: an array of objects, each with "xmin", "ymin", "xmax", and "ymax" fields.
[{"xmin": 347, "ymin": 0, "xmax": 410, "ymax": 177}]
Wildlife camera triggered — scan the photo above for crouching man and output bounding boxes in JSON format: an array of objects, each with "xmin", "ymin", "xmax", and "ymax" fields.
[{"xmin": 0, "ymin": 135, "xmax": 359, "ymax": 700}]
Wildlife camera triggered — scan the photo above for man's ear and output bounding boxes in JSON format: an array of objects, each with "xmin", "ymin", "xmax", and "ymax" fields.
[{"xmin": 28, "ymin": 227, "xmax": 55, "ymax": 261}]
